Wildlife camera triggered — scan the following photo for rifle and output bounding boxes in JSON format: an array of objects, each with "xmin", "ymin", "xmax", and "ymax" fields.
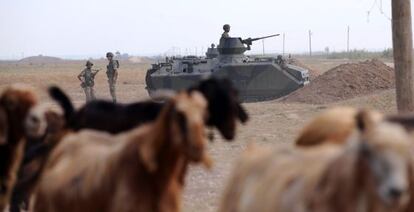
[{"xmin": 93, "ymin": 69, "xmax": 101, "ymax": 75}]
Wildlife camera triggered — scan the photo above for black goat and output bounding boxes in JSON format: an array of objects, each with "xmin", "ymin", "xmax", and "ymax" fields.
[{"xmin": 50, "ymin": 77, "xmax": 248, "ymax": 140}]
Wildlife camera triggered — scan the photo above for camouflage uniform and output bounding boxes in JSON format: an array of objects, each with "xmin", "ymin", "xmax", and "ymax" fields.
[
  {"xmin": 106, "ymin": 52, "xmax": 119, "ymax": 103},
  {"xmin": 79, "ymin": 61, "xmax": 99, "ymax": 102},
  {"xmin": 221, "ymin": 31, "xmax": 229, "ymax": 39}
]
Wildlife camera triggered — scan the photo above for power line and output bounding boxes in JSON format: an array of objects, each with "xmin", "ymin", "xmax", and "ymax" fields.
[
  {"xmin": 378, "ymin": 0, "xmax": 392, "ymax": 20},
  {"xmin": 369, "ymin": 0, "xmax": 378, "ymax": 12},
  {"xmin": 367, "ymin": 0, "xmax": 391, "ymax": 22}
]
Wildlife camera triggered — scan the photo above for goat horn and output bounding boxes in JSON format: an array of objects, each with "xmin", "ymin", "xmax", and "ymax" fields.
[{"xmin": 202, "ymin": 154, "xmax": 213, "ymax": 169}]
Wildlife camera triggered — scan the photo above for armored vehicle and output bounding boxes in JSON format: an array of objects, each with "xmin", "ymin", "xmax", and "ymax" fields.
[{"xmin": 145, "ymin": 34, "xmax": 309, "ymax": 102}]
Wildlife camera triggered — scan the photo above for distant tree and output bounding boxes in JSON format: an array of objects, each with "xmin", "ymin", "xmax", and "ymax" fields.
[
  {"xmin": 324, "ymin": 47, "xmax": 330, "ymax": 57},
  {"xmin": 382, "ymin": 48, "xmax": 393, "ymax": 58}
]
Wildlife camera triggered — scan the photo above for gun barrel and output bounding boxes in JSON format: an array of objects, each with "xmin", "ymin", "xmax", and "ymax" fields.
[
  {"xmin": 250, "ymin": 34, "xmax": 280, "ymax": 42},
  {"xmin": 242, "ymin": 34, "xmax": 280, "ymax": 45}
]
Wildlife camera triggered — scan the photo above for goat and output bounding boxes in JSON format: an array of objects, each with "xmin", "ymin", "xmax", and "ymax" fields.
[
  {"xmin": 295, "ymin": 107, "xmax": 383, "ymax": 147},
  {"xmin": 9, "ymin": 104, "xmax": 66, "ymax": 212},
  {"xmin": 295, "ymin": 108, "xmax": 414, "ymax": 212},
  {"xmin": 220, "ymin": 110, "xmax": 412, "ymax": 212},
  {"xmin": 49, "ymin": 77, "xmax": 248, "ymax": 140},
  {"xmin": 32, "ymin": 91, "xmax": 211, "ymax": 212},
  {"xmin": 375, "ymin": 113, "xmax": 414, "ymax": 212},
  {"xmin": 8, "ymin": 78, "xmax": 245, "ymax": 211},
  {"xmin": 0, "ymin": 85, "xmax": 38, "ymax": 211}
]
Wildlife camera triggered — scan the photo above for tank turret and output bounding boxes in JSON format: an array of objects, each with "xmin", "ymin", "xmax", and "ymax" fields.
[
  {"xmin": 218, "ymin": 34, "xmax": 279, "ymax": 55},
  {"xmin": 206, "ymin": 44, "xmax": 219, "ymax": 59}
]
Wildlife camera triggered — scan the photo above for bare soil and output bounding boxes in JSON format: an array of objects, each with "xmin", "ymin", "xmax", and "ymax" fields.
[
  {"xmin": 0, "ymin": 58, "xmax": 398, "ymax": 212},
  {"xmin": 282, "ymin": 59, "xmax": 395, "ymax": 104},
  {"xmin": 288, "ymin": 58, "xmax": 320, "ymax": 80}
]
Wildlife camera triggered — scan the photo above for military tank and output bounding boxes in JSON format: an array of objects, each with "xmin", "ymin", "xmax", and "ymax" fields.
[{"xmin": 145, "ymin": 33, "xmax": 309, "ymax": 102}]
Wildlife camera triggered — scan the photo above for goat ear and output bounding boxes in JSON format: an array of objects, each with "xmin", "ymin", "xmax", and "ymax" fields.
[
  {"xmin": 190, "ymin": 91, "xmax": 207, "ymax": 108},
  {"xmin": 355, "ymin": 109, "xmax": 375, "ymax": 132},
  {"xmin": 355, "ymin": 109, "xmax": 384, "ymax": 132},
  {"xmin": 198, "ymin": 80, "xmax": 216, "ymax": 101},
  {"xmin": 386, "ymin": 114, "xmax": 414, "ymax": 132},
  {"xmin": 237, "ymin": 104, "xmax": 249, "ymax": 123},
  {"xmin": 2, "ymin": 95, "xmax": 18, "ymax": 111},
  {"xmin": 138, "ymin": 141, "xmax": 158, "ymax": 173},
  {"xmin": 175, "ymin": 110, "xmax": 188, "ymax": 143},
  {"xmin": 355, "ymin": 109, "xmax": 376, "ymax": 159},
  {"xmin": 0, "ymin": 107, "xmax": 8, "ymax": 145}
]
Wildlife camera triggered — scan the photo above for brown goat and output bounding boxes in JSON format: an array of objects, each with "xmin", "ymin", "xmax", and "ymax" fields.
[
  {"xmin": 10, "ymin": 104, "xmax": 67, "ymax": 212},
  {"xmin": 295, "ymin": 107, "xmax": 383, "ymax": 147},
  {"xmin": 32, "ymin": 91, "xmax": 211, "ymax": 212},
  {"xmin": 295, "ymin": 108, "xmax": 414, "ymax": 212},
  {"xmin": 362, "ymin": 113, "xmax": 414, "ymax": 212},
  {"xmin": 0, "ymin": 85, "xmax": 38, "ymax": 211},
  {"xmin": 0, "ymin": 106, "xmax": 8, "ymax": 145},
  {"xmin": 220, "ymin": 110, "xmax": 412, "ymax": 212}
]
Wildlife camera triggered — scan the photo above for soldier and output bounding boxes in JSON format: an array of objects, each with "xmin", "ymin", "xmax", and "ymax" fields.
[
  {"xmin": 106, "ymin": 52, "xmax": 119, "ymax": 103},
  {"xmin": 78, "ymin": 61, "xmax": 100, "ymax": 102},
  {"xmin": 222, "ymin": 24, "xmax": 230, "ymax": 39}
]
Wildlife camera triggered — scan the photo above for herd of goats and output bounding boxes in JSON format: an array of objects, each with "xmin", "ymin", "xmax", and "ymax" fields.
[{"xmin": 2, "ymin": 77, "xmax": 414, "ymax": 211}]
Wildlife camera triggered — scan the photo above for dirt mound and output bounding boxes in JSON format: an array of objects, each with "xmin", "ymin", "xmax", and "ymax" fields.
[
  {"xmin": 128, "ymin": 56, "xmax": 153, "ymax": 64},
  {"xmin": 282, "ymin": 59, "xmax": 395, "ymax": 104},
  {"xmin": 288, "ymin": 58, "xmax": 319, "ymax": 79},
  {"xmin": 19, "ymin": 55, "xmax": 62, "ymax": 64}
]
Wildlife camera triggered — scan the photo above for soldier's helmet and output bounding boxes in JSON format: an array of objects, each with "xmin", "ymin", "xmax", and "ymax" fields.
[
  {"xmin": 86, "ymin": 60, "xmax": 93, "ymax": 67},
  {"xmin": 223, "ymin": 24, "xmax": 230, "ymax": 31},
  {"xmin": 106, "ymin": 52, "xmax": 114, "ymax": 58}
]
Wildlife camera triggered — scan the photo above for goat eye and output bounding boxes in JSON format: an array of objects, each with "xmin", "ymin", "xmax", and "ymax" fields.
[{"xmin": 31, "ymin": 116, "xmax": 39, "ymax": 123}]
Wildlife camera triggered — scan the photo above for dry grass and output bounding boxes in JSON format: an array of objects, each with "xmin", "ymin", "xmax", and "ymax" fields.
[{"xmin": 0, "ymin": 61, "xmax": 150, "ymax": 107}]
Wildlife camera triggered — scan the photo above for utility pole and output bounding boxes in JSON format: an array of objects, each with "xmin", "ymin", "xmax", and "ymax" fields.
[
  {"xmin": 347, "ymin": 26, "xmax": 350, "ymax": 53},
  {"xmin": 283, "ymin": 33, "xmax": 285, "ymax": 56},
  {"xmin": 308, "ymin": 30, "xmax": 312, "ymax": 56},
  {"xmin": 392, "ymin": 0, "xmax": 414, "ymax": 113},
  {"xmin": 262, "ymin": 39, "xmax": 265, "ymax": 55}
]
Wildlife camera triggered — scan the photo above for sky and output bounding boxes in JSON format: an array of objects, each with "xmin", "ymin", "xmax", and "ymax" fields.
[{"xmin": 0, "ymin": 0, "xmax": 406, "ymax": 59}]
